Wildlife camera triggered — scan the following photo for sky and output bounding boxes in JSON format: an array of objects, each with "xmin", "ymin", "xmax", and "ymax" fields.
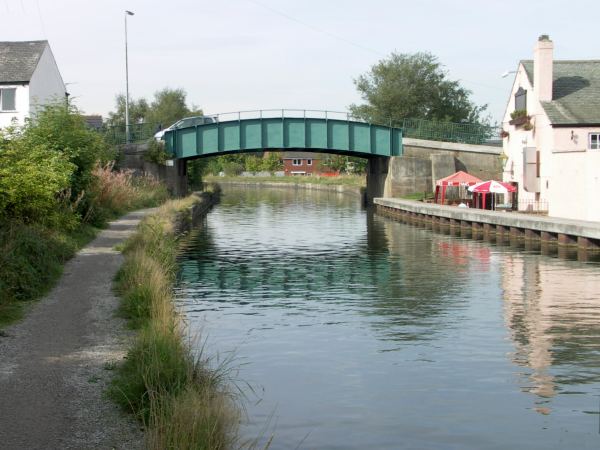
[{"xmin": 1, "ymin": 0, "xmax": 599, "ymax": 123}]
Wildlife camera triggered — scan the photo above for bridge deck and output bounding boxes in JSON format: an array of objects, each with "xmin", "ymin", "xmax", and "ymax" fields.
[{"xmin": 164, "ymin": 110, "xmax": 403, "ymax": 159}]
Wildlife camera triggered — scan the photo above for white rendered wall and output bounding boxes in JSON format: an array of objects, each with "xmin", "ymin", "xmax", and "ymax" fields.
[
  {"xmin": 550, "ymin": 129, "xmax": 600, "ymax": 221},
  {"xmin": 501, "ymin": 64, "xmax": 542, "ymax": 209},
  {"xmin": 0, "ymin": 84, "xmax": 29, "ymax": 128},
  {"xmin": 28, "ymin": 46, "xmax": 65, "ymax": 116}
]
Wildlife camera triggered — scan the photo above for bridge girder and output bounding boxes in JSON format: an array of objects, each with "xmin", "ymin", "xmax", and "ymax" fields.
[{"xmin": 164, "ymin": 116, "xmax": 403, "ymax": 159}]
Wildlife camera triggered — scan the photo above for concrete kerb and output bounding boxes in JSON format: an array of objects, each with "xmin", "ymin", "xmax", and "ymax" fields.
[
  {"xmin": 172, "ymin": 191, "xmax": 219, "ymax": 236},
  {"xmin": 374, "ymin": 198, "xmax": 600, "ymax": 251}
]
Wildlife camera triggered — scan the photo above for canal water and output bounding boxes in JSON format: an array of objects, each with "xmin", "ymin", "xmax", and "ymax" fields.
[{"xmin": 175, "ymin": 186, "xmax": 600, "ymax": 449}]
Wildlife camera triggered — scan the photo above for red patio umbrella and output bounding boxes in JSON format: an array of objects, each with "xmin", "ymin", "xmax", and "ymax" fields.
[
  {"xmin": 468, "ymin": 180, "xmax": 516, "ymax": 210},
  {"xmin": 434, "ymin": 171, "xmax": 482, "ymax": 205}
]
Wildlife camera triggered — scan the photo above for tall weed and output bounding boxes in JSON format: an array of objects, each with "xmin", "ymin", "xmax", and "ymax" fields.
[
  {"xmin": 85, "ymin": 163, "xmax": 169, "ymax": 226},
  {"xmin": 109, "ymin": 193, "xmax": 240, "ymax": 449}
]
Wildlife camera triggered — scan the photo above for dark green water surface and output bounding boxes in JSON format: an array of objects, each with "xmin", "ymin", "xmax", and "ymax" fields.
[{"xmin": 175, "ymin": 186, "xmax": 600, "ymax": 449}]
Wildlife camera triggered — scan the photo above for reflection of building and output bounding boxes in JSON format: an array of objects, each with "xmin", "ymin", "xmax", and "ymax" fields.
[
  {"xmin": 501, "ymin": 254, "xmax": 600, "ymax": 412},
  {"xmin": 501, "ymin": 35, "xmax": 600, "ymax": 220},
  {"xmin": 0, "ymin": 40, "xmax": 65, "ymax": 128}
]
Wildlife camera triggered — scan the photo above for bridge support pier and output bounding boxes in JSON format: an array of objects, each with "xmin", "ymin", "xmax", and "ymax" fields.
[
  {"xmin": 365, "ymin": 157, "xmax": 390, "ymax": 205},
  {"xmin": 119, "ymin": 143, "xmax": 188, "ymax": 197},
  {"xmin": 169, "ymin": 159, "xmax": 188, "ymax": 197}
]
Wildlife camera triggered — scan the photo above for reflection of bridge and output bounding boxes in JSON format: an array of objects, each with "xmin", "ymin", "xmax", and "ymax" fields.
[{"xmin": 164, "ymin": 110, "xmax": 403, "ymax": 159}]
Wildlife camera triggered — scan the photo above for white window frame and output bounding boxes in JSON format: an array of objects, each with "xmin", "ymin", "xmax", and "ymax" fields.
[
  {"xmin": 292, "ymin": 159, "xmax": 301, "ymax": 166},
  {"xmin": 0, "ymin": 87, "xmax": 17, "ymax": 112},
  {"xmin": 589, "ymin": 132, "xmax": 600, "ymax": 150},
  {"xmin": 306, "ymin": 159, "xmax": 312, "ymax": 165}
]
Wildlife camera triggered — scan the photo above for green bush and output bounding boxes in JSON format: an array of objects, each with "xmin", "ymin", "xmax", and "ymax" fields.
[
  {"xmin": 144, "ymin": 139, "xmax": 173, "ymax": 165},
  {"xmin": 20, "ymin": 104, "xmax": 115, "ymax": 205},
  {"xmin": 0, "ymin": 131, "xmax": 76, "ymax": 228},
  {"xmin": 221, "ymin": 160, "xmax": 244, "ymax": 176}
]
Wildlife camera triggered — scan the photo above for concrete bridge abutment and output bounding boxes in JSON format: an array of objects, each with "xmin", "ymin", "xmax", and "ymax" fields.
[
  {"xmin": 119, "ymin": 143, "xmax": 188, "ymax": 197},
  {"xmin": 376, "ymin": 138, "xmax": 503, "ymax": 200},
  {"xmin": 365, "ymin": 156, "xmax": 390, "ymax": 204}
]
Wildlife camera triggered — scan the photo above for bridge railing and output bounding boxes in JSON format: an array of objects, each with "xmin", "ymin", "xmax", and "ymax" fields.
[{"xmin": 203, "ymin": 109, "xmax": 376, "ymax": 124}]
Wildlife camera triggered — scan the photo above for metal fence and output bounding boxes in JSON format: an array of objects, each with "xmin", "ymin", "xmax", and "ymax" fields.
[
  {"xmin": 517, "ymin": 199, "xmax": 549, "ymax": 213},
  {"xmin": 102, "ymin": 122, "xmax": 158, "ymax": 145},
  {"xmin": 402, "ymin": 118, "xmax": 500, "ymax": 146}
]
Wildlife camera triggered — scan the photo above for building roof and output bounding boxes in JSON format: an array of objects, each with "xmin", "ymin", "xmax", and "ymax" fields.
[
  {"xmin": 521, "ymin": 60, "xmax": 600, "ymax": 125},
  {"xmin": 0, "ymin": 40, "xmax": 48, "ymax": 83},
  {"xmin": 83, "ymin": 115, "xmax": 104, "ymax": 130},
  {"xmin": 281, "ymin": 151, "xmax": 322, "ymax": 159}
]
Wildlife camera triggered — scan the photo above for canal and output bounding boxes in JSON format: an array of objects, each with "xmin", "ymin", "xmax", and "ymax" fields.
[{"xmin": 175, "ymin": 186, "xmax": 600, "ymax": 449}]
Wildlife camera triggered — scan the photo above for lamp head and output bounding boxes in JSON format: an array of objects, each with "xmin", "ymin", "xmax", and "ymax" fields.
[
  {"xmin": 501, "ymin": 69, "xmax": 519, "ymax": 78},
  {"xmin": 125, "ymin": 10, "xmax": 134, "ymax": 16}
]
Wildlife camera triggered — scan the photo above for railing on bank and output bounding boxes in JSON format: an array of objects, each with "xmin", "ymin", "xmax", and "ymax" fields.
[
  {"xmin": 99, "ymin": 111, "xmax": 500, "ymax": 147},
  {"xmin": 402, "ymin": 118, "xmax": 500, "ymax": 146},
  {"xmin": 102, "ymin": 122, "xmax": 158, "ymax": 145},
  {"xmin": 517, "ymin": 199, "xmax": 549, "ymax": 213}
]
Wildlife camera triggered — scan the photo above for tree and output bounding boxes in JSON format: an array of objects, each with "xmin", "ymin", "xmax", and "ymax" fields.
[
  {"xmin": 260, "ymin": 152, "xmax": 283, "ymax": 172},
  {"xmin": 349, "ymin": 52, "xmax": 488, "ymax": 126},
  {"xmin": 145, "ymin": 88, "xmax": 202, "ymax": 129},
  {"xmin": 106, "ymin": 95, "xmax": 149, "ymax": 127},
  {"xmin": 107, "ymin": 88, "xmax": 202, "ymax": 130}
]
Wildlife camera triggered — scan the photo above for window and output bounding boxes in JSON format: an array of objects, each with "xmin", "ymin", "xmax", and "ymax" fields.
[
  {"xmin": 0, "ymin": 88, "xmax": 16, "ymax": 111},
  {"xmin": 292, "ymin": 159, "xmax": 301, "ymax": 166},
  {"xmin": 589, "ymin": 133, "xmax": 600, "ymax": 150},
  {"xmin": 306, "ymin": 159, "xmax": 312, "ymax": 165},
  {"xmin": 514, "ymin": 87, "xmax": 527, "ymax": 112}
]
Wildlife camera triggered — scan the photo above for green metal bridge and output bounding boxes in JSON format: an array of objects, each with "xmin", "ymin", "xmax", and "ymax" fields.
[{"xmin": 163, "ymin": 110, "xmax": 403, "ymax": 159}]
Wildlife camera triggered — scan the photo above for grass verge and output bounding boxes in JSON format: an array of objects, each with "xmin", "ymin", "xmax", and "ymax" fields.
[
  {"xmin": 401, "ymin": 191, "xmax": 434, "ymax": 201},
  {"xmin": 109, "ymin": 190, "xmax": 240, "ymax": 449}
]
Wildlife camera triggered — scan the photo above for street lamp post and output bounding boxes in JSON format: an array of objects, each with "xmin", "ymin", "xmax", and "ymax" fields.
[{"xmin": 124, "ymin": 10, "xmax": 134, "ymax": 143}]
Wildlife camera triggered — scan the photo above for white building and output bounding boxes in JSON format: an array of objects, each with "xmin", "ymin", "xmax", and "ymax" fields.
[
  {"xmin": 0, "ymin": 40, "xmax": 65, "ymax": 128},
  {"xmin": 502, "ymin": 35, "xmax": 600, "ymax": 222}
]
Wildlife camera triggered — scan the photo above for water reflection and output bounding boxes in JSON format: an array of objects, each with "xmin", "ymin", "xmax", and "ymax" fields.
[
  {"xmin": 501, "ymin": 254, "xmax": 600, "ymax": 412},
  {"xmin": 176, "ymin": 186, "xmax": 600, "ymax": 449}
]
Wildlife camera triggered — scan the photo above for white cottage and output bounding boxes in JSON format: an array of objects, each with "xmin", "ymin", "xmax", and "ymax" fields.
[
  {"xmin": 0, "ymin": 40, "xmax": 65, "ymax": 128},
  {"xmin": 502, "ymin": 35, "xmax": 600, "ymax": 222}
]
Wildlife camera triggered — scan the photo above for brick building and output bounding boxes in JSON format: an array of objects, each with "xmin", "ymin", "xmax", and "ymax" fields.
[{"xmin": 282, "ymin": 151, "xmax": 321, "ymax": 176}]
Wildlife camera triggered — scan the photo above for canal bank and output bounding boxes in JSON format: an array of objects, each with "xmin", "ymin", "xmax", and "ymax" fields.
[
  {"xmin": 108, "ymin": 189, "xmax": 241, "ymax": 449},
  {"xmin": 205, "ymin": 176, "xmax": 365, "ymax": 198},
  {"xmin": 375, "ymin": 198, "xmax": 600, "ymax": 252}
]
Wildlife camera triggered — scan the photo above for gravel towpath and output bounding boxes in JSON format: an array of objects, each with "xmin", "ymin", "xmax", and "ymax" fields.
[{"xmin": 0, "ymin": 210, "xmax": 153, "ymax": 450}]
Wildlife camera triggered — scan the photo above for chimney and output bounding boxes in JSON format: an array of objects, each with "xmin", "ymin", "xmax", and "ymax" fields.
[{"xmin": 533, "ymin": 34, "xmax": 554, "ymax": 102}]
